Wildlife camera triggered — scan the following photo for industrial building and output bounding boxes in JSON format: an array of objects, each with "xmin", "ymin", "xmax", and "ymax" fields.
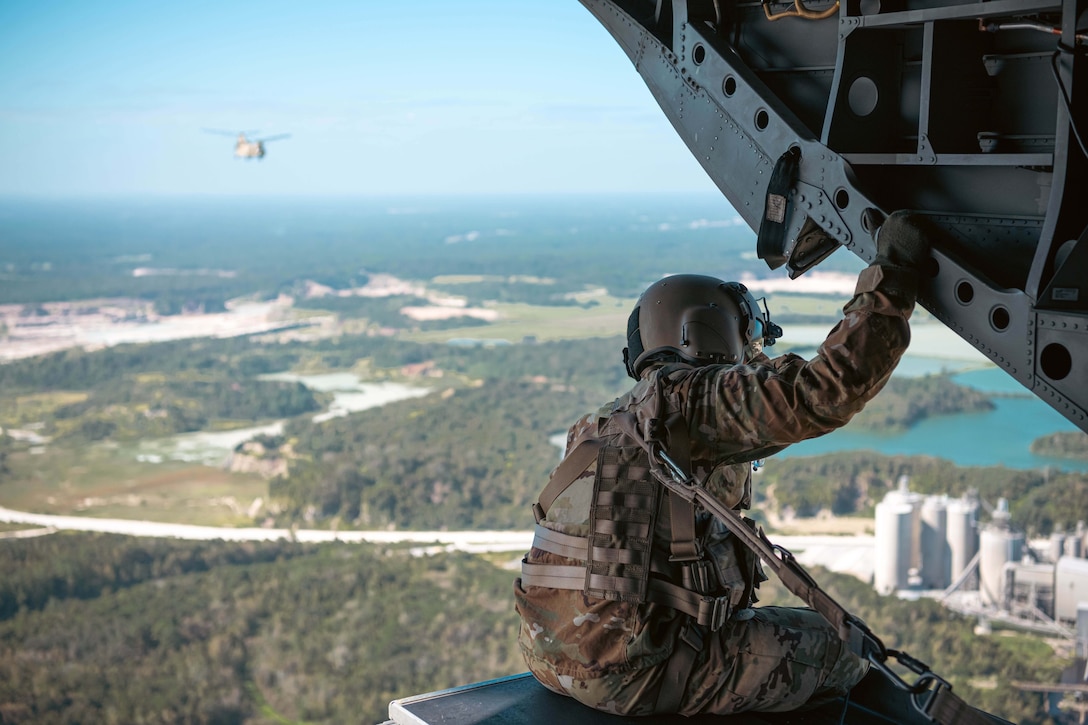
[{"xmin": 873, "ymin": 480, "xmax": 1088, "ymax": 635}]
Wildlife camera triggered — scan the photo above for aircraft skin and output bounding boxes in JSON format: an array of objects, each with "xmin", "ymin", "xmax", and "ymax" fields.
[
  {"xmin": 234, "ymin": 134, "xmax": 266, "ymax": 159},
  {"xmin": 202, "ymin": 129, "xmax": 290, "ymax": 159},
  {"xmin": 578, "ymin": 0, "xmax": 1088, "ymax": 435}
]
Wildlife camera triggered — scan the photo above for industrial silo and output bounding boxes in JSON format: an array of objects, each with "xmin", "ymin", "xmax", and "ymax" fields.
[
  {"xmin": 979, "ymin": 499, "xmax": 1024, "ymax": 608},
  {"xmin": 946, "ymin": 496, "xmax": 979, "ymax": 586},
  {"xmin": 920, "ymin": 496, "xmax": 950, "ymax": 589},
  {"xmin": 874, "ymin": 484, "xmax": 916, "ymax": 595}
]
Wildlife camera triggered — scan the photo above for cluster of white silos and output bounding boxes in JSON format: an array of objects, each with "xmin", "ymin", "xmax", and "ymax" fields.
[
  {"xmin": 979, "ymin": 499, "xmax": 1024, "ymax": 606},
  {"xmin": 873, "ymin": 477, "xmax": 979, "ymax": 595}
]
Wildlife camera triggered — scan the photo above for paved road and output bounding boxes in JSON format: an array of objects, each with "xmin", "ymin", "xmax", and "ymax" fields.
[
  {"xmin": 0, "ymin": 506, "xmax": 875, "ymax": 579},
  {"xmin": 0, "ymin": 506, "xmax": 534, "ymax": 553}
]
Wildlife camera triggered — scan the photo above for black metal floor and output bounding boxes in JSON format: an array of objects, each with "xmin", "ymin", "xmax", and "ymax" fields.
[{"xmin": 386, "ymin": 670, "xmax": 1010, "ymax": 725}]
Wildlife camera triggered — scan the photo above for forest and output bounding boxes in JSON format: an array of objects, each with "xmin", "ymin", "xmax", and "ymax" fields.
[
  {"xmin": 756, "ymin": 451, "xmax": 1088, "ymax": 535},
  {"xmin": 0, "ymin": 532, "xmax": 1061, "ymax": 724},
  {"xmin": 0, "ymin": 533, "xmax": 522, "ymax": 725},
  {"xmin": 1031, "ymin": 431, "xmax": 1088, "ymax": 459}
]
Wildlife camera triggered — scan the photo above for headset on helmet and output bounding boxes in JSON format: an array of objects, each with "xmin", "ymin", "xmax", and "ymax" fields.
[{"xmin": 623, "ymin": 274, "xmax": 783, "ymax": 379}]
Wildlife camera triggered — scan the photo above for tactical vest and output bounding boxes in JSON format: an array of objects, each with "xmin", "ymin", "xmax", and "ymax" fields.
[{"xmin": 521, "ymin": 378, "xmax": 763, "ymax": 632}]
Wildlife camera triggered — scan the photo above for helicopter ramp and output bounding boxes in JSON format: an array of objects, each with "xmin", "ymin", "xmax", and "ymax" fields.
[{"xmin": 384, "ymin": 670, "xmax": 1011, "ymax": 725}]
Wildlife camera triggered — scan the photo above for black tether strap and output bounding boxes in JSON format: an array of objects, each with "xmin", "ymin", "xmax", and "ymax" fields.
[{"xmin": 646, "ymin": 443, "xmax": 995, "ymax": 725}]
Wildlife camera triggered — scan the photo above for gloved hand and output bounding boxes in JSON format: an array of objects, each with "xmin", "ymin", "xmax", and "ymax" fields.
[{"xmin": 874, "ymin": 210, "xmax": 933, "ymax": 269}]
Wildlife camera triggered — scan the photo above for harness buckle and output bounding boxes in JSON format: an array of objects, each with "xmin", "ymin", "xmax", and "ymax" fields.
[{"xmin": 697, "ymin": 594, "xmax": 732, "ymax": 631}]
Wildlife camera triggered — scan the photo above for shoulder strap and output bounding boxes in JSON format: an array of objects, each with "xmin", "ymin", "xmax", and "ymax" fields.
[
  {"xmin": 661, "ymin": 413, "xmax": 700, "ymax": 563},
  {"xmin": 533, "ymin": 439, "xmax": 602, "ymax": 523}
]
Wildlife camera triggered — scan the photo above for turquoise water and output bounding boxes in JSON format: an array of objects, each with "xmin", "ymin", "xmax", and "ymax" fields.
[{"xmin": 778, "ymin": 366, "xmax": 1088, "ymax": 471}]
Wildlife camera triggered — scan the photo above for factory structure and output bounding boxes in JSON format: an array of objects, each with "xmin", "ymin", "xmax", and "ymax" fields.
[{"xmin": 873, "ymin": 477, "xmax": 1088, "ymax": 637}]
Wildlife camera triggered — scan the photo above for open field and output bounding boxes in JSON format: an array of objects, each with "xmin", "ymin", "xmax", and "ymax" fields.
[
  {"xmin": 404, "ymin": 294, "xmax": 635, "ymax": 343},
  {"xmin": 0, "ymin": 444, "xmax": 266, "ymax": 526},
  {"xmin": 402, "ymin": 288, "xmax": 859, "ymax": 345}
]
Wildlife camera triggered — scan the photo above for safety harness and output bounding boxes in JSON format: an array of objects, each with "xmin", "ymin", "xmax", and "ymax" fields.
[
  {"xmin": 526, "ymin": 418, "xmax": 751, "ymax": 631},
  {"xmin": 523, "ymin": 405, "xmax": 759, "ymax": 713},
  {"xmin": 524, "ymin": 406, "xmax": 994, "ymax": 724}
]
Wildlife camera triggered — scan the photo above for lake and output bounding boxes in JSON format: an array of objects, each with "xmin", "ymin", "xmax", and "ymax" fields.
[{"xmin": 779, "ymin": 364, "xmax": 1088, "ymax": 472}]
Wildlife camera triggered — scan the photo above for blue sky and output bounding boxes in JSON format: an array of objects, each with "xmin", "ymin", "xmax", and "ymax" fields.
[{"xmin": 0, "ymin": 1, "xmax": 720, "ymax": 197}]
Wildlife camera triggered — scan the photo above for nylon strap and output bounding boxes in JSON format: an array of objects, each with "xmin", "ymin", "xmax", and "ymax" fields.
[
  {"xmin": 663, "ymin": 413, "xmax": 700, "ymax": 563},
  {"xmin": 611, "ymin": 411, "xmax": 701, "ymax": 565},
  {"xmin": 520, "ymin": 559, "xmax": 731, "ymax": 631},
  {"xmin": 924, "ymin": 684, "xmax": 996, "ymax": 725},
  {"xmin": 534, "ymin": 438, "xmax": 602, "ymax": 522}
]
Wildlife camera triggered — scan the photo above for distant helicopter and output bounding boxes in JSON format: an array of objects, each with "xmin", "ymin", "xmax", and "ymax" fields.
[{"xmin": 203, "ymin": 129, "xmax": 291, "ymax": 160}]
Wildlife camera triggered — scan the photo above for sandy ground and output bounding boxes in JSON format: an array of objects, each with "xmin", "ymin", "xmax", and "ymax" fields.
[{"xmin": 0, "ymin": 297, "xmax": 319, "ymax": 362}]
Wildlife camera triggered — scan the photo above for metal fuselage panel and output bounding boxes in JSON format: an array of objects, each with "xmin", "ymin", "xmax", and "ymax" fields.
[{"xmin": 580, "ymin": 0, "xmax": 1088, "ymax": 433}]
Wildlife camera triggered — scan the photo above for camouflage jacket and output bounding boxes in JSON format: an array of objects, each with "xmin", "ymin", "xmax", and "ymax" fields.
[{"xmin": 515, "ymin": 263, "xmax": 918, "ymax": 680}]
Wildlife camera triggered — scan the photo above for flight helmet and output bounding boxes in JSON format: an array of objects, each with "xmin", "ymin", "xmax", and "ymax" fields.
[{"xmin": 623, "ymin": 274, "xmax": 782, "ymax": 379}]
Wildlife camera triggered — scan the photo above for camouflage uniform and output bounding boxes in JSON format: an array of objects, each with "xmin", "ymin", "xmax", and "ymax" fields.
[{"xmin": 514, "ymin": 263, "xmax": 917, "ymax": 715}]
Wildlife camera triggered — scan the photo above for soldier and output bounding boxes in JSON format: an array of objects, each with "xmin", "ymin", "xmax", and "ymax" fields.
[{"xmin": 514, "ymin": 212, "xmax": 933, "ymax": 715}]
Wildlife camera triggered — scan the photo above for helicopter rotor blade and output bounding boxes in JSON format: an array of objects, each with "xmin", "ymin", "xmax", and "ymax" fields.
[
  {"xmin": 254, "ymin": 134, "xmax": 291, "ymax": 143},
  {"xmin": 202, "ymin": 128, "xmax": 260, "ymax": 137}
]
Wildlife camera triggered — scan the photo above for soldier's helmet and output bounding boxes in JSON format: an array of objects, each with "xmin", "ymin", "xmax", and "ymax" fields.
[{"xmin": 623, "ymin": 274, "xmax": 781, "ymax": 379}]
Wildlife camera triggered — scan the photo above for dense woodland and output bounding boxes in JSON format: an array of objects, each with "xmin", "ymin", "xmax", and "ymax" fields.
[
  {"xmin": 0, "ymin": 532, "xmax": 1061, "ymax": 724},
  {"xmin": 757, "ymin": 452, "xmax": 1088, "ymax": 534},
  {"xmin": 0, "ymin": 533, "xmax": 522, "ymax": 725},
  {"xmin": 1031, "ymin": 431, "xmax": 1088, "ymax": 459}
]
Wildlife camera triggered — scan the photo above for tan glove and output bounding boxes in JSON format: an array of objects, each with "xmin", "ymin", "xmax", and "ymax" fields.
[{"xmin": 874, "ymin": 210, "xmax": 934, "ymax": 269}]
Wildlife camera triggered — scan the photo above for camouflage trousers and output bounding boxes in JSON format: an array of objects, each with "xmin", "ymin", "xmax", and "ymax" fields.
[{"xmin": 525, "ymin": 606, "xmax": 869, "ymax": 716}]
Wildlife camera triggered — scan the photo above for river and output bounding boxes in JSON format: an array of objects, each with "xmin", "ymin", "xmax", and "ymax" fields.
[{"xmin": 133, "ymin": 372, "xmax": 432, "ymax": 466}]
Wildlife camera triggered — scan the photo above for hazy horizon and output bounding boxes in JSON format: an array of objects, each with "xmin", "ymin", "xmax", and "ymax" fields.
[{"xmin": 1, "ymin": 2, "xmax": 718, "ymax": 198}]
